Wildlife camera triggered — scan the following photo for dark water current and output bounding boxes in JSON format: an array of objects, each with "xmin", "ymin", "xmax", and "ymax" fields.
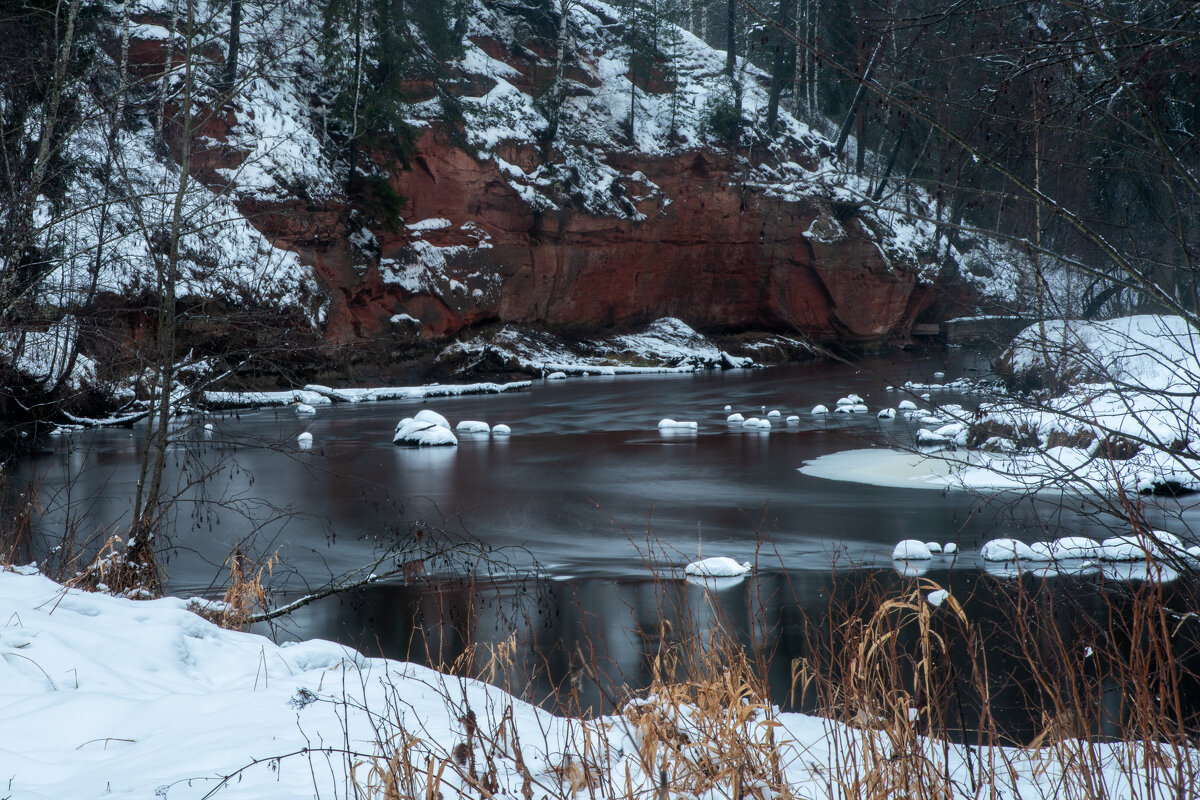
[{"xmin": 13, "ymin": 353, "xmax": 1200, "ymax": 735}]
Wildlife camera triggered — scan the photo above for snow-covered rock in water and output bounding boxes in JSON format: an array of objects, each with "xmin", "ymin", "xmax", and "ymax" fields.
[
  {"xmin": 934, "ymin": 372, "xmax": 946, "ymax": 380},
  {"xmin": 811, "ymin": 405, "xmax": 829, "ymax": 415},
  {"xmin": 456, "ymin": 420, "xmax": 490, "ymax": 433},
  {"xmin": 877, "ymin": 408, "xmax": 896, "ymax": 419},
  {"xmin": 981, "ymin": 538, "xmax": 1037, "ymax": 561},
  {"xmin": 658, "ymin": 419, "xmax": 698, "ymax": 430},
  {"xmin": 892, "ymin": 540, "xmax": 933, "ymax": 560},
  {"xmin": 492, "ymin": 424, "xmax": 511, "ymax": 435},
  {"xmin": 848, "ymin": 394, "xmax": 864, "ymax": 403},
  {"xmin": 723, "ymin": 404, "xmax": 732, "ymax": 412},
  {"xmin": 921, "ymin": 393, "xmax": 932, "ymax": 401},
  {"xmin": 295, "ymin": 402, "xmax": 316, "ymax": 415},
  {"xmin": 927, "ymin": 589, "xmax": 950, "ymax": 607},
  {"xmin": 1050, "ymin": 537, "xmax": 1100, "ymax": 559},
  {"xmin": 925, "ymin": 541, "xmax": 942, "ymax": 554},
  {"xmin": 886, "ymin": 385, "xmax": 895, "ymax": 391},
  {"xmin": 834, "ymin": 405, "xmax": 853, "ymax": 414},
  {"xmin": 917, "ymin": 428, "xmax": 954, "ymax": 445},
  {"xmin": 899, "ymin": 400, "xmax": 918, "ymax": 410},
  {"xmin": 742, "ymin": 417, "xmax": 771, "ymax": 430},
  {"xmin": 297, "ymin": 432, "xmax": 313, "ymax": 449},
  {"xmin": 1188, "ymin": 545, "xmax": 1200, "ymax": 560},
  {"xmin": 851, "ymin": 404, "xmax": 869, "ymax": 413},
  {"xmin": 394, "ymin": 416, "xmax": 414, "ymax": 430},
  {"xmin": 766, "ymin": 409, "xmax": 781, "ymax": 418},
  {"xmin": 836, "ymin": 397, "xmax": 855, "ymax": 407},
  {"xmin": 943, "ymin": 543, "xmax": 959, "ymax": 555},
  {"xmin": 414, "ymin": 409, "xmax": 451, "ymax": 429},
  {"xmin": 1100, "ymin": 530, "xmax": 1185, "ymax": 561},
  {"xmin": 1028, "ymin": 542, "xmax": 1054, "ymax": 561},
  {"xmin": 785, "ymin": 415, "xmax": 800, "ymax": 424},
  {"xmin": 684, "ymin": 557, "xmax": 752, "ymax": 577},
  {"xmin": 727, "ymin": 412, "xmax": 745, "ymax": 422},
  {"xmin": 393, "ymin": 420, "xmax": 458, "ymax": 447},
  {"xmin": 546, "ymin": 371, "xmax": 567, "ymax": 380}
]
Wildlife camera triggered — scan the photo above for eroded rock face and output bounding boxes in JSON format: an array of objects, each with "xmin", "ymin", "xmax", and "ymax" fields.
[{"xmin": 244, "ymin": 130, "xmax": 959, "ymax": 349}]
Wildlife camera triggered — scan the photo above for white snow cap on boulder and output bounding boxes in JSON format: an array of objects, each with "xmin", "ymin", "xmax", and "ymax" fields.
[
  {"xmin": 492, "ymin": 424, "xmax": 512, "ymax": 435},
  {"xmin": 981, "ymin": 538, "xmax": 1037, "ymax": 561},
  {"xmin": 684, "ymin": 556, "xmax": 752, "ymax": 577},
  {"xmin": 394, "ymin": 419, "xmax": 457, "ymax": 447},
  {"xmin": 659, "ymin": 419, "xmax": 699, "ymax": 430},
  {"xmin": 1100, "ymin": 530, "xmax": 1185, "ymax": 561},
  {"xmin": 811, "ymin": 405, "xmax": 829, "ymax": 415},
  {"xmin": 456, "ymin": 420, "xmax": 490, "ymax": 433},
  {"xmin": 414, "ymin": 409, "xmax": 451, "ymax": 429},
  {"xmin": 892, "ymin": 540, "xmax": 933, "ymax": 560}
]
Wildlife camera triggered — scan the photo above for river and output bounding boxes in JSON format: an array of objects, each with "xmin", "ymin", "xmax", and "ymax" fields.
[{"xmin": 12, "ymin": 353, "xmax": 1200, "ymax": 735}]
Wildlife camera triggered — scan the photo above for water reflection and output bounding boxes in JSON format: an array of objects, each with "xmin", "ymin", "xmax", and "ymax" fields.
[{"xmin": 277, "ymin": 566, "xmax": 1200, "ymax": 741}]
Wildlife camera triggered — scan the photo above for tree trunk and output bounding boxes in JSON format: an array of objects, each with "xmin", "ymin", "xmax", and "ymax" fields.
[
  {"xmin": 832, "ymin": 41, "xmax": 880, "ymax": 161},
  {"xmin": 129, "ymin": 0, "xmax": 197, "ymax": 593},
  {"xmin": 765, "ymin": 0, "xmax": 793, "ymax": 132},
  {"xmin": 725, "ymin": 0, "xmax": 735, "ymax": 77},
  {"xmin": 221, "ymin": 0, "xmax": 241, "ymax": 93}
]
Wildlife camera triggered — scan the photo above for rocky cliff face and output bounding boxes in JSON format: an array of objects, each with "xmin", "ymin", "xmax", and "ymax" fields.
[
  {"xmin": 304, "ymin": 134, "xmax": 955, "ymax": 348},
  {"xmin": 70, "ymin": 0, "xmax": 986, "ymax": 378}
]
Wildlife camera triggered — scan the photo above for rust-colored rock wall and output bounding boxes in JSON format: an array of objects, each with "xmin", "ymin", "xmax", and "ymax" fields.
[{"xmin": 267, "ymin": 130, "xmax": 950, "ymax": 348}]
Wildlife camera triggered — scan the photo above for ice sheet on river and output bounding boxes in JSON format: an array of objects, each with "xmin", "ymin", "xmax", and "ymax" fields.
[{"xmin": 203, "ymin": 380, "xmax": 531, "ymax": 409}]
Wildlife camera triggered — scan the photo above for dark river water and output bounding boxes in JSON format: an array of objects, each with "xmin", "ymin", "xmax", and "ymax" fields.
[{"xmin": 13, "ymin": 353, "xmax": 1200, "ymax": 736}]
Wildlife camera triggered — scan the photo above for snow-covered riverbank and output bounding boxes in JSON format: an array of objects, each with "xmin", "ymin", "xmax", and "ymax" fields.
[{"xmin": 1, "ymin": 568, "xmax": 1193, "ymax": 799}]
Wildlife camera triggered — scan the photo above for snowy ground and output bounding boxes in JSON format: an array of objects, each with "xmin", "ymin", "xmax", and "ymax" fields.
[
  {"xmin": 439, "ymin": 317, "xmax": 756, "ymax": 376},
  {"xmin": 1, "ymin": 567, "xmax": 1193, "ymax": 799}
]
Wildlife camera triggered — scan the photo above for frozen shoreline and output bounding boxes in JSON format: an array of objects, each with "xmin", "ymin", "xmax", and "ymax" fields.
[{"xmin": 1, "ymin": 568, "xmax": 1191, "ymax": 799}]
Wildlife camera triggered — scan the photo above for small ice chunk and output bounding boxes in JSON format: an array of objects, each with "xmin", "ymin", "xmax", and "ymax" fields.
[
  {"xmin": 811, "ymin": 405, "xmax": 829, "ymax": 415},
  {"xmin": 925, "ymin": 541, "xmax": 942, "ymax": 554},
  {"xmin": 414, "ymin": 409, "xmax": 450, "ymax": 429},
  {"xmin": 456, "ymin": 420, "xmax": 490, "ymax": 433},
  {"xmin": 727, "ymin": 412, "xmax": 745, "ymax": 422},
  {"xmin": 892, "ymin": 540, "xmax": 933, "ymax": 560},
  {"xmin": 685, "ymin": 556, "xmax": 752, "ymax": 577},
  {"xmin": 659, "ymin": 419, "xmax": 698, "ymax": 430},
  {"xmin": 898, "ymin": 400, "xmax": 918, "ymax": 410},
  {"xmin": 927, "ymin": 589, "xmax": 949, "ymax": 607},
  {"xmin": 297, "ymin": 432, "xmax": 313, "ymax": 449},
  {"xmin": 546, "ymin": 371, "xmax": 567, "ymax": 380},
  {"xmin": 295, "ymin": 403, "xmax": 316, "ymax": 415},
  {"xmin": 981, "ymin": 538, "xmax": 1036, "ymax": 561},
  {"xmin": 943, "ymin": 543, "xmax": 958, "ymax": 555},
  {"xmin": 492, "ymin": 424, "xmax": 511, "ymax": 435},
  {"xmin": 785, "ymin": 415, "xmax": 800, "ymax": 424},
  {"xmin": 877, "ymin": 408, "xmax": 896, "ymax": 419}
]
